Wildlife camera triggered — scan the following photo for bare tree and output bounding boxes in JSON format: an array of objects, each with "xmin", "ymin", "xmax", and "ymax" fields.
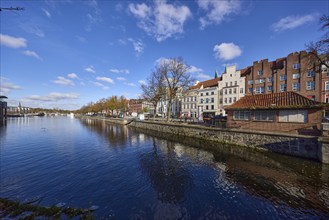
[
  {"xmin": 158, "ymin": 57, "xmax": 194, "ymax": 121},
  {"xmin": 306, "ymin": 15, "xmax": 329, "ymax": 68},
  {"xmin": 141, "ymin": 68, "xmax": 165, "ymax": 119}
]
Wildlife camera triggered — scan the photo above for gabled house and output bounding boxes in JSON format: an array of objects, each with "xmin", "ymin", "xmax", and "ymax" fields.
[{"xmin": 225, "ymin": 91, "xmax": 325, "ymax": 136}]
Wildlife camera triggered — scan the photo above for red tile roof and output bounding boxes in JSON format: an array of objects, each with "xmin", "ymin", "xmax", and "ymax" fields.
[
  {"xmin": 189, "ymin": 78, "xmax": 220, "ymax": 90},
  {"xmin": 225, "ymin": 92, "xmax": 321, "ymax": 110}
]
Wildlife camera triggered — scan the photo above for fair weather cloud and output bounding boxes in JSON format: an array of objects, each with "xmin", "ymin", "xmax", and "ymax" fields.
[
  {"xmin": 271, "ymin": 14, "xmax": 317, "ymax": 32},
  {"xmin": 196, "ymin": 73, "xmax": 211, "ymax": 80},
  {"xmin": 84, "ymin": 65, "xmax": 96, "ymax": 73},
  {"xmin": 187, "ymin": 65, "xmax": 203, "ymax": 73},
  {"xmin": 109, "ymin": 69, "xmax": 130, "ymax": 74},
  {"xmin": 26, "ymin": 92, "xmax": 79, "ymax": 102},
  {"xmin": 138, "ymin": 80, "xmax": 146, "ymax": 85},
  {"xmin": 128, "ymin": 1, "xmax": 191, "ymax": 42},
  {"xmin": 116, "ymin": 77, "xmax": 126, "ymax": 81},
  {"xmin": 67, "ymin": 73, "xmax": 79, "ymax": 79},
  {"xmin": 125, "ymin": 82, "xmax": 136, "ymax": 87},
  {"xmin": 53, "ymin": 76, "xmax": 75, "ymax": 86},
  {"xmin": 0, "ymin": 77, "xmax": 21, "ymax": 95},
  {"xmin": 213, "ymin": 42, "xmax": 242, "ymax": 61},
  {"xmin": 96, "ymin": 76, "xmax": 114, "ymax": 84},
  {"xmin": 198, "ymin": 0, "xmax": 241, "ymax": 29},
  {"xmin": 22, "ymin": 50, "xmax": 43, "ymax": 60},
  {"xmin": 128, "ymin": 38, "xmax": 145, "ymax": 56},
  {"xmin": 42, "ymin": 8, "xmax": 51, "ymax": 18},
  {"xmin": 94, "ymin": 82, "xmax": 109, "ymax": 90},
  {"xmin": 0, "ymin": 34, "xmax": 27, "ymax": 48}
]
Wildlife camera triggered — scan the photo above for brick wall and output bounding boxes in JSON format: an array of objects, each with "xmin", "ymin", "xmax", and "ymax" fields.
[{"xmin": 226, "ymin": 108, "xmax": 323, "ymax": 136}]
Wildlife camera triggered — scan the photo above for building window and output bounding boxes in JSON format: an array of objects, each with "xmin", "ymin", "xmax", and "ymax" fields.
[
  {"xmin": 211, "ymin": 91, "xmax": 214, "ymax": 95},
  {"xmin": 268, "ymin": 86, "xmax": 273, "ymax": 91},
  {"xmin": 325, "ymin": 81, "xmax": 329, "ymax": 91},
  {"xmin": 254, "ymin": 111, "xmax": 275, "ymax": 121},
  {"xmin": 268, "ymin": 77, "xmax": 273, "ymax": 83},
  {"xmin": 255, "ymin": 86, "xmax": 265, "ymax": 94},
  {"xmin": 229, "ymin": 89, "xmax": 232, "ymax": 94},
  {"xmin": 230, "ymin": 82, "xmax": 233, "ymax": 86},
  {"xmin": 292, "ymin": 83, "xmax": 300, "ymax": 91},
  {"xmin": 225, "ymin": 89, "xmax": 227, "ymax": 94},
  {"xmin": 233, "ymin": 97, "xmax": 236, "ymax": 102},
  {"xmin": 211, "ymin": 105, "xmax": 214, "ymax": 110},
  {"xmin": 229, "ymin": 98, "xmax": 232, "ymax": 103},
  {"xmin": 233, "ymin": 88, "xmax": 237, "ymax": 94},
  {"xmin": 224, "ymin": 98, "xmax": 227, "ymax": 104},
  {"xmin": 255, "ymin": 78, "xmax": 265, "ymax": 84},
  {"xmin": 200, "ymin": 93, "xmax": 203, "ymax": 96},
  {"xmin": 234, "ymin": 111, "xmax": 250, "ymax": 120},
  {"xmin": 280, "ymin": 75, "xmax": 287, "ymax": 81},
  {"xmin": 292, "ymin": 73, "xmax": 300, "ymax": 79},
  {"xmin": 206, "ymin": 92, "xmax": 209, "ymax": 96},
  {"xmin": 306, "ymin": 81, "xmax": 315, "ymax": 90},
  {"xmin": 206, "ymin": 98, "xmax": 209, "ymax": 103},
  {"xmin": 240, "ymin": 88, "xmax": 243, "ymax": 93},
  {"xmin": 279, "ymin": 110, "xmax": 307, "ymax": 123},
  {"xmin": 200, "ymin": 99, "xmax": 204, "ymax": 104},
  {"xmin": 248, "ymin": 80, "xmax": 253, "ymax": 85},
  {"xmin": 206, "ymin": 105, "xmax": 209, "ymax": 110},
  {"xmin": 211, "ymin": 97, "xmax": 214, "ymax": 103},
  {"xmin": 258, "ymin": 70, "xmax": 263, "ymax": 75},
  {"xmin": 280, "ymin": 84, "xmax": 287, "ymax": 92},
  {"xmin": 234, "ymin": 81, "xmax": 237, "ymax": 85},
  {"xmin": 292, "ymin": 63, "xmax": 300, "ymax": 69},
  {"xmin": 248, "ymin": 88, "xmax": 253, "ymax": 93},
  {"xmin": 307, "ymin": 71, "xmax": 315, "ymax": 77},
  {"xmin": 226, "ymin": 82, "xmax": 228, "ymax": 87}
]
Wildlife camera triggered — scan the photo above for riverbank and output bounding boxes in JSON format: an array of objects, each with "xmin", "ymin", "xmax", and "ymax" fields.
[{"xmin": 0, "ymin": 198, "xmax": 94, "ymax": 219}]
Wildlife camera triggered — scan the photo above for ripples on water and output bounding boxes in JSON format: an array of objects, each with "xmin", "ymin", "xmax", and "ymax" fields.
[{"xmin": 0, "ymin": 117, "xmax": 328, "ymax": 219}]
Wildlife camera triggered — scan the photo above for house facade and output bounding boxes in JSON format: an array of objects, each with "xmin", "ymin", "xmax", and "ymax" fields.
[
  {"xmin": 225, "ymin": 91, "xmax": 324, "ymax": 136},
  {"xmin": 218, "ymin": 65, "xmax": 246, "ymax": 116},
  {"xmin": 244, "ymin": 51, "xmax": 321, "ymax": 102},
  {"xmin": 321, "ymin": 61, "xmax": 329, "ymax": 104},
  {"xmin": 128, "ymin": 99, "xmax": 154, "ymax": 114},
  {"xmin": 181, "ymin": 88, "xmax": 198, "ymax": 118}
]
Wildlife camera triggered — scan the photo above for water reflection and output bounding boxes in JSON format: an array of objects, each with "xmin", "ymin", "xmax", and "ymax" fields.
[
  {"xmin": 129, "ymin": 127, "xmax": 329, "ymax": 217},
  {"xmin": 140, "ymin": 138, "xmax": 193, "ymax": 204}
]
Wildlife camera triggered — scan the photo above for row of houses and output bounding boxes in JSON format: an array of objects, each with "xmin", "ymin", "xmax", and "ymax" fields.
[{"xmin": 129, "ymin": 51, "xmax": 328, "ymax": 136}]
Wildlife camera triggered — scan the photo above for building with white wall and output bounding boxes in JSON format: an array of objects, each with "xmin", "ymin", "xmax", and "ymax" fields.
[{"xmin": 218, "ymin": 65, "xmax": 246, "ymax": 116}]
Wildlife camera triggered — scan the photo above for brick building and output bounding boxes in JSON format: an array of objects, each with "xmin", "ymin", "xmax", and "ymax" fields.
[
  {"xmin": 243, "ymin": 51, "xmax": 321, "ymax": 102},
  {"xmin": 225, "ymin": 92, "xmax": 324, "ymax": 136}
]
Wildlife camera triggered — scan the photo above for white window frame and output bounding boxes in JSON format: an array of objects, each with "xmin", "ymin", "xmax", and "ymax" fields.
[
  {"xmin": 254, "ymin": 110, "xmax": 275, "ymax": 121},
  {"xmin": 292, "ymin": 73, "xmax": 300, "ymax": 79},
  {"xmin": 307, "ymin": 71, "xmax": 315, "ymax": 77},
  {"xmin": 280, "ymin": 75, "xmax": 287, "ymax": 81},
  {"xmin": 279, "ymin": 110, "xmax": 307, "ymax": 123},
  {"xmin": 268, "ymin": 77, "xmax": 273, "ymax": 83},
  {"xmin": 248, "ymin": 80, "xmax": 253, "ymax": 85},
  {"xmin": 325, "ymin": 81, "xmax": 329, "ymax": 91},
  {"xmin": 258, "ymin": 70, "xmax": 263, "ymax": 75},
  {"xmin": 280, "ymin": 84, "xmax": 287, "ymax": 92},
  {"xmin": 268, "ymin": 86, "xmax": 273, "ymax": 91},
  {"xmin": 292, "ymin": 63, "xmax": 300, "ymax": 69},
  {"xmin": 233, "ymin": 111, "xmax": 251, "ymax": 120},
  {"xmin": 292, "ymin": 83, "xmax": 300, "ymax": 91},
  {"xmin": 306, "ymin": 81, "xmax": 315, "ymax": 90}
]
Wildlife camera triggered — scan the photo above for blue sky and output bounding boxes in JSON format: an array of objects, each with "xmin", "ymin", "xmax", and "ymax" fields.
[{"xmin": 1, "ymin": 0, "xmax": 328, "ymax": 110}]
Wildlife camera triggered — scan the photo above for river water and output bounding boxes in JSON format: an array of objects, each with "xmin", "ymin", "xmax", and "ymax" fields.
[{"xmin": 0, "ymin": 117, "xmax": 328, "ymax": 219}]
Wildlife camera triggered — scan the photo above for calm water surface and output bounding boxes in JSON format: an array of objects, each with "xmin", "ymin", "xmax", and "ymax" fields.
[{"xmin": 1, "ymin": 117, "xmax": 329, "ymax": 219}]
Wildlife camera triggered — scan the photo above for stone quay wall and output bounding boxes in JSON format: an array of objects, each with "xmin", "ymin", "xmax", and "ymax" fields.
[{"xmin": 128, "ymin": 120, "xmax": 329, "ymax": 164}]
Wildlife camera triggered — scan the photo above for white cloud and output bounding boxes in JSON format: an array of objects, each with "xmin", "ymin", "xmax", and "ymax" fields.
[
  {"xmin": 128, "ymin": 38, "xmax": 145, "ymax": 56},
  {"xmin": 129, "ymin": 1, "xmax": 191, "ymax": 42},
  {"xmin": 187, "ymin": 65, "xmax": 203, "ymax": 73},
  {"xmin": 271, "ymin": 14, "xmax": 316, "ymax": 32},
  {"xmin": 93, "ymin": 82, "xmax": 109, "ymax": 90},
  {"xmin": 196, "ymin": 73, "xmax": 211, "ymax": 80},
  {"xmin": 20, "ymin": 23, "xmax": 45, "ymax": 37},
  {"xmin": 0, "ymin": 77, "xmax": 21, "ymax": 95},
  {"xmin": 77, "ymin": 36, "xmax": 87, "ymax": 43},
  {"xmin": 197, "ymin": 0, "xmax": 241, "ymax": 29},
  {"xmin": 109, "ymin": 69, "xmax": 129, "ymax": 74},
  {"xmin": 0, "ymin": 34, "xmax": 27, "ymax": 48},
  {"xmin": 85, "ymin": 0, "xmax": 102, "ymax": 31},
  {"xmin": 96, "ymin": 76, "xmax": 114, "ymax": 84},
  {"xmin": 85, "ymin": 65, "xmax": 96, "ymax": 73},
  {"xmin": 53, "ymin": 76, "xmax": 75, "ymax": 86},
  {"xmin": 22, "ymin": 50, "xmax": 42, "ymax": 60},
  {"xmin": 67, "ymin": 73, "xmax": 79, "ymax": 79},
  {"xmin": 213, "ymin": 42, "xmax": 242, "ymax": 61},
  {"xmin": 125, "ymin": 82, "xmax": 136, "ymax": 87},
  {"xmin": 116, "ymin": 77, "xmax": 126, "ymax": 81},
  {"xmin": 42, "ymin": 8, "xmax": 51, "ymax": 18},
  {"xmin": 138, "ymin": 80, "xmax": 146, "ymax": 85},
  {"xmin": 27, "ymin": 92, "xmax": 79, "ymax": 102}
]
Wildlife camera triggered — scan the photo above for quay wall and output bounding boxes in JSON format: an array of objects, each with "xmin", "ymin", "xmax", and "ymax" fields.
[{"xmin": 128, "ymin": 120, "xmax": 329, "ymax": 164}]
